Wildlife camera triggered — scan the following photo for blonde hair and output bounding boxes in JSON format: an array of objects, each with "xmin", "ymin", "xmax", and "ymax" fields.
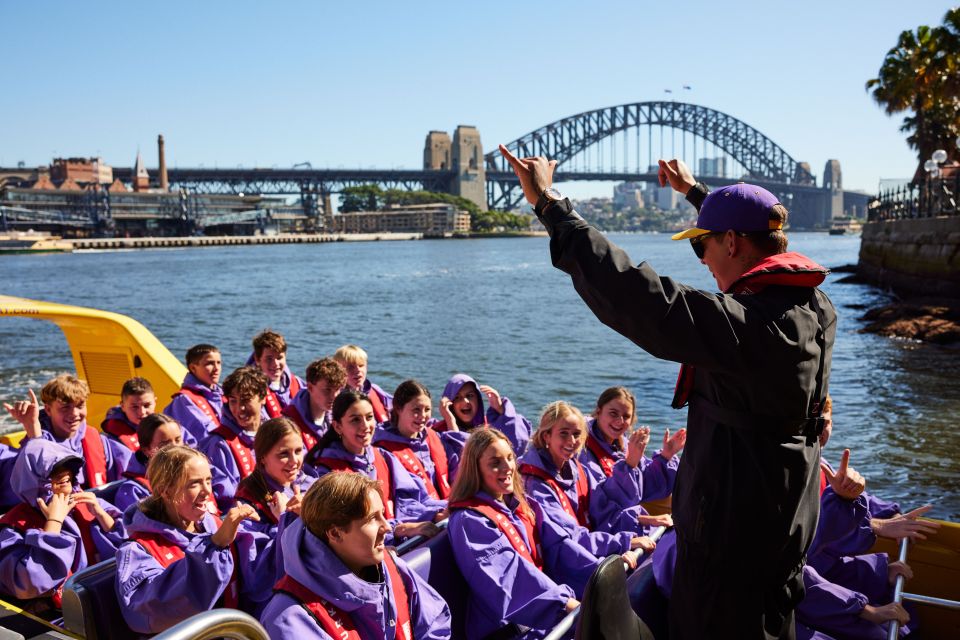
[
  {"xmin": 333, "ymin": 344, "xmax": 368, "ymax": 366},
  {"xmin": 449, "ymin": 427, "xmax": 534, "ymax": 519},
  {"xmin": 531, "ymin": 401, "xmax": 586, "ymax": 454},
  {"xmin": 40, "ymin": 374, "xmax": 89, "ymax": 405},
  {"xmin": 301, "ymin": 471, "xmax": 382, "ymax": 541},
  {"xmin": 140, "ymin": 445, "xmax": 208, "ymax": 524}
]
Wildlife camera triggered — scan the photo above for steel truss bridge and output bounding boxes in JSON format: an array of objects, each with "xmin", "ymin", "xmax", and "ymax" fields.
[{"xmin": 6, "ymin": 102, "xmax": 864, "ymax": 230}]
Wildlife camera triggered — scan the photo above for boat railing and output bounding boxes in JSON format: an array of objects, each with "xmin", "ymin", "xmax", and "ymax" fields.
[
  {"xmin": 152, "ymin": 609, "xmax": 269, "ymax": 640},
  {"xmin": 543, "ymin": 525, "xmax": 668, "ymax": 640},
  {"xmin": 888, "ymin": 538, "xmax": 960, "ymax": 639},
  {"xmin": 395, "ymin": 518, "xmax": 449, "ymax": 556}
]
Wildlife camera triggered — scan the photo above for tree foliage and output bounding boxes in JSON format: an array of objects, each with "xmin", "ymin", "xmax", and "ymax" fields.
[
  {"xmin": 338, "ymin": 185, "xmax": 530, "ymax": 231},
  {"xmin": 866, "ymin": 7, "xmax": 960, "ymax": 178}
]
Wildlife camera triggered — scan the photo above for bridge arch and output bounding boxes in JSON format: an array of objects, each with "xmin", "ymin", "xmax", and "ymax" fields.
[{"xmin": 485, "ymin": 101, "xmax": 816, "ymax": 209}]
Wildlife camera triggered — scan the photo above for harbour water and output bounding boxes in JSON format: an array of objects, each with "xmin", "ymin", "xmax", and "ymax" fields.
[{"xmin": 1, "ymin": 232, "xmax": 958, "ymax": 518}]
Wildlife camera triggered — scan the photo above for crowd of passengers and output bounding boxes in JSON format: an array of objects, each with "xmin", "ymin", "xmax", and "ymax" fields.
[{"xmin": 0, "ymin": 331, "xmax": 941, "ymax": 639}]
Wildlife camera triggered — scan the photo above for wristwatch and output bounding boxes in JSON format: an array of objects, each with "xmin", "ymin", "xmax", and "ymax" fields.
[{"xmin": 535, "ymin": 187, "xmax": 563, "ymax": 215}]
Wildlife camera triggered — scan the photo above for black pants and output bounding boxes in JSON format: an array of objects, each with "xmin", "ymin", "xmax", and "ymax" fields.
[{"xmin": 668, "ymin": 534, "xmax": 804, "ymax": 640}]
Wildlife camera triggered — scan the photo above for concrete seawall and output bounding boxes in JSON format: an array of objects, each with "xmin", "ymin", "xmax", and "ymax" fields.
[
  {"xmin": 858, "ymin": 217, "xmax": 960, "ymax": 298},
  {"xmin": 68, "ymin": 232, "xmax": 423, "ymax": 250}
]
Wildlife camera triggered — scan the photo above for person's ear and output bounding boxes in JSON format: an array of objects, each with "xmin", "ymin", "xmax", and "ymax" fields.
[{"xmin": 328, "ymin": 526, "xmax": 345, "ymax": 543}]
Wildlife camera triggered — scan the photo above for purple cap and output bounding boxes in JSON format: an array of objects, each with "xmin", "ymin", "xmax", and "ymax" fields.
[{"xmin": 672, "ymin": 183, "xmax": 783, "ymax": 240}]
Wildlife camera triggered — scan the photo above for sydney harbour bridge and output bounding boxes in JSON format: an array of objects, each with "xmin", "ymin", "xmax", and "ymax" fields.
[{"xmin": 4, "ymin": 102, "xmax": 866, "ymax": 230}]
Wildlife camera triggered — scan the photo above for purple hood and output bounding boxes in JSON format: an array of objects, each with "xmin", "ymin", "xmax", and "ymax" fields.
[
  {"xmin": 11, "ymin": 438, "xmax": 84, "ymax": 505},
  {"xmin": 441, "ymin": 373, "xmax": 485, "ymax": 428}
]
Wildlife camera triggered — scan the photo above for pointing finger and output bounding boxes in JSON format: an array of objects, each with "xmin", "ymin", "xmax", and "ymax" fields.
[
  {"xmin": 837, "ymin": 449, "xmax": 850, "ymax": 476},
  {"xmin": 663, "ymin": 429, "xmax": 670, "ymax": 447},
  {"xmin": 28, "ymin": 389, "xmax": 38, "ymax": 405},
  {"xmin": 499, "ymin": 144, "xmax": 522, "ymax": 169},
  {"xmin": 904, "ymin": 505, "xmax": 933, "ymax": 519}
]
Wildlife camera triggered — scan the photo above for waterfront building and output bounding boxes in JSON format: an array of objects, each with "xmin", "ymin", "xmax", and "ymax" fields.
[{"xmin": 336, "ymin": 203, "xmax": 471, "ymax": 235}]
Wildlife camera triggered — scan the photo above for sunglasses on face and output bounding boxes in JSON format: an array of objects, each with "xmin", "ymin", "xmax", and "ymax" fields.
[{"xmin": 689, "ymin": 232, "xmax": 722, "ymax": 259}]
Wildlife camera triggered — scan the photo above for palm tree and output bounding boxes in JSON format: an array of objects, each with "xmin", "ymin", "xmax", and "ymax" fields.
[{"xmin": 866, "ymin": 8, "xmax": 960, "ymax": 181}]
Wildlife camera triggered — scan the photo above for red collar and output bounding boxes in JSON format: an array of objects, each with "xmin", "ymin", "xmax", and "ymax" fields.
[{"xmin": 726, "ymin": 252, "xmax": 828, "ymax": 294}]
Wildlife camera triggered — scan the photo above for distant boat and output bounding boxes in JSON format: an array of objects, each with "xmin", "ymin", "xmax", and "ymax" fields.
[
  {"xmin": 829, "ymin": 219, "xmax": 863, "ymax": 235},
  {"xmin": 0, "ymin": 230, "xmax": 73, "ymax": 253}
]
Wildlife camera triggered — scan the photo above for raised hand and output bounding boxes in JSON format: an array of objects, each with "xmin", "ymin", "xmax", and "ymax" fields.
[
  {"xmin": 657, "ymin": 159, "xmax": 697, "ymax": 195},
  {"xmin": 478, "ymin": 385, "xmax": 503, "ymax": 414},
  {"xmin": 268, "ymin": 490, "xmax": 289, "ymax": 521},
  {"xmin": 625, "ymin": 426, "xmax": 651, "ymax": 469},
  {"xmin": 439, "ymin": 396, "xmax": 458, "ymax": 431},
  {"xmin": 3, "ymin": 389, "xmax": 42, "ymax": 438},
  {"xmin": 499, "ymin": 144, "xmax": 557, "ymax": 206},
  {"xmin": 871, "ymin": 505, "xmax": 941, "ymax": 542},
  {"xmin": 37, "ymin": 493, "xmax": 74, "ymax": 533},
  {"xmin": 660, "ymin": 428, "xmax": 687, "ymax": 458},
  {"xmin": 821, "ymin": 449, "xmax": 866, "ymax": 501},
  {"xmin": 211, "ymin": 503, "xmax": 260, "ymax": 548},
  {"xmin": 285, "ymin": 484, "xmax": 303, "ymax": 516},
  {"xmin": 73, "ymin": 492, "xmax": 116, "ymax": 530}
]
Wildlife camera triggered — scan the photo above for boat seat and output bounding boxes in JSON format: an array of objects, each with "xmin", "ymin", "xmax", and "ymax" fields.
[
  {"xmin": 401, "ymin": 530, "xmax": 468, "ymax": 639},
  {"xmin": 626, "ymin": 558, "xmax": 669, "ymax": 639},
  {"xmin": 61, "ymin": 558, "xmax": 137, "ymax": 640},
  {"xmin": 576, "ymin": 555, "xmax": 654, "ymax": 640}
]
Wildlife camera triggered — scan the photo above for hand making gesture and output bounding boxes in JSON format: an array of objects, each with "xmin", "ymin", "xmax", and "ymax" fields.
[
  {"xmin": 478, "ymin": 385, "xmax": 503, "ymax": 415},
  {"xmin": 3, "ymin": 388, "xmax": 43, "ymax": 439},
  {"xmin": 499, "ymin": 144, "xmax": 557, "ymax": 206},
  {"xmin": 871, "ymin": 504, "xmax": 941, "ymax": 542},
  {"xmin": 660, "ymin": 428, "xmax": 687, "ymax": 459},
  {"xmin": 439, "ymin": 396, "xmax": 458, "ymax": 432},
  {"xmin": 625, "ymin": 426, "xmax": 651, "ymax": 469},
  {"xmin": 212, "ymin": 503, "xmax": 260, "ymax": 548},
  {"xmin": 822, "ymin": 449, "xmax": 866, "ymax": 501},
  {"xmin": 657, "ymin": 158, "xmax": 697, "ymax": 195},
  {"xmin": 37, "ymin": 492, "xmax": 75, "ymax": 534}
]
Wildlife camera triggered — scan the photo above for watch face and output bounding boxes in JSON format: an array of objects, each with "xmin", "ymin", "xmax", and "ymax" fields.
[{"xmin": 544, "ymin": 188, "xmax": 562, "ymax": 201}]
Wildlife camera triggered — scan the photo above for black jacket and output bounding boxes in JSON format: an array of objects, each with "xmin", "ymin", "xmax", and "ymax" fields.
[{"xmin": 538, "ymin": 190, "xmax": 837, "ymax": 590}]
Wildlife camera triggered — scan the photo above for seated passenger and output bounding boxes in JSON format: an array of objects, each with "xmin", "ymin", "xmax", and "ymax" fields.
[
  {"xmin": 374, "ymin": 380, "xmax": 460, "ymax": 499},
  {"xmin": 261, "ymin": 472, "xmax": 452, "ymax": 639},
  {"xmin": 579, "ymin": 387, "xmax": 684, "ymax": 505},
  {"xmin": 282, "ymin": 357, "xmax": 346, "ymax": 450},
  {"xmin": 334, "ymin": 344, "xmax": 393, "ymax": 424},
  {"xmin": 115, "ymin": 445, "xmax": 258, "ymax": 634},
  {"xmin": 449, "ymin": 427, "xmax": 626, "ymax": 638},
  {"xmin": 200, "ymin": 367, "xmax": 269, "ymax": 513},
  {"xmin": 234, "ymin": 417, "xmax": 316, "ymax": 615},
  {"xmin": 164, "ymin": 343, "xmax": 224, "ymax": 448},
  {"xmin": 306, "ymin": 390, "xmax": 445, "ymax": 543},
  {"xmin": 0, "ymin": 439, "xmax": 125, "ymax": 607},
  {"xmin": 519, "ymin": 401, "xmax": 656, "ymax": 559},
  {"xmin": 4, "ymin": 376, "xmax": 127, "ymax": 488},
  {"xmin": 100, "ymin": 376, "xmax": 157, "ymax": 454},
  {"xmin": 0, "ymin": 443, "xmax": 19, "ymax": 511},
  {"xmin": 434, "ymin": 373, "xmax": 531, "ymax": 455},
  {"xmin": 114, "ymin": 413, "xmax": 184, "ymax": 512},
  {"xmin": 251, "ymin": 329, "xmax": 304, "ymax": 418}
]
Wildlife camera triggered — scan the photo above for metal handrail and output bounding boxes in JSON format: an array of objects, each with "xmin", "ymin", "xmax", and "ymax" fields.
[
  {"xmin": 395, "ymin": 518, "xmax": 449, "ymax": 555},
  {"xmin": 901, "ymin": 592, "xmax": 960, "ymax": 611},
  {"xmin": 543, "ymin": 525, "xmax": 668, "ymax": 640},
  {"xmin": 152, "ymin": 609, "xmax": 269, "ymax": 640},
  {"xmin": 886, "ymin": 538, "xmax": 910, "ymax": 640}
]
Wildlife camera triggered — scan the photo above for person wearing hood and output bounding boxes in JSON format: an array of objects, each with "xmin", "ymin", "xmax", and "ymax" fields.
[
  {"xmin": 249, "ymin": 329, "xmax": 304, "ymax": 418},
  {"xmin": 100, "ymin": 377, "xmax": 157, "ymax": 454},
  {"xmin": 519, "ymin": 401, "xmax": 657, "ymax": 566},
  {"xmin": 113, "ymin": 413, "xmax": 184, "ymax": 512},
  {"xmin": 333, "ymin": 344, "xmax": 393, "ymax": 425},
  {"xmin": 373, "ymin": 380, "xmax": 461, "ymax": 500},
  {"xmin": 501, "ymin": 148, "xmax": 837, "ymax": 639},
  {"xmin": 164, "ymin": 344, "xmax": 224, "ymax": 448},
  {"xmin": 4, "ymin": 375, "xmax": 127, "ymax": 488},
  {"xmin": 200, "ymin": 366, "xmax": 269, "ymax": 513},
  {"xmin": 115, "ymin": 445, "xmax": 259, "ymax": 634},
  {"xmin": 580, "ymin": 386, "xmax": 685, "ymax": 504},
  {"xmin": 0, "ymin": 439, "xmax": 125, "ymax": 606},
  {"xmin": 282, "ymin": 357, "xmax": 346, "ymax": 451},
  {"xmin": 306, "ymin": 390, "xmax": 445, "ymax": 545},
  {"xmin": 260, "ymin": 471, "xmax": 451, "ymax": 639},
  {"xmin": 433, "ymin": 373, "xmax": 531, "ymax": 458},
  {"xmin": 233, "ymin": 416, "xmax": 316, "ymax": 615}
]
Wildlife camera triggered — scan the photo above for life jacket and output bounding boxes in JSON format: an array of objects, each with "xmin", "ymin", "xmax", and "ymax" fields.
[
  {"xmin": 377, "ymin": 430, "xmax": 451, "ymax": 500},
  {"xmin": 79, "ymin": 426, "xmax": 109, "ymax": 488},
  {"xmin": 449, "ymin": 496, "xmax": 542, "ymax": 570},
  {"xmin": 275, "ymin": 552, "xmax": 412, "ymax": 640},
  {"xmin": 367, "ymin": 389, "xmax": 389, "ymax": 424},
  {"xmin": 0, "ymin": 501, "xmax": 99, "ymax": 607},
  {"xmin": 174, "ymin": 387, "xmax": 222, "ymax": 429},
  {"xmin": 314, "ymin": 449, "xmax": 395, "ymax": 520},
  {"xmin": 100, "ymin": 417, "xmax": 140, "ymax": 452},
  {"xmin": 131, "ymin": 517, "xmax": 240, "ymax": 609},
  {"xmin": 519, "ymin": 459, "xmax": 590, "ymax": 528},
  {"xmin": 281, "ymin": 403, "xmax": 320, "ymax": 452},
  {"xmin": 265, "ymin": 376, "xmax": 301, "ymax": 419},
  {"xmin": 211, "ymin": 425, "xmax": 256, "ymax": 479},
  {"xmin": 584, "ymin": 433, "xmax": 617, "ymax": 478},
  {"xmin": 234, "ymin": 481, "xmax": 278, "ymax": 525},
  {"xmin": 818, "ymin": 464, "xmax": 828, "ymax": 496}
]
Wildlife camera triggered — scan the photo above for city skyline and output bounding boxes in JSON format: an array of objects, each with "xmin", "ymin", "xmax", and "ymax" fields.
[{"xmin": 1, "ymin": 0, "xmax": 954, "ymax": 201}]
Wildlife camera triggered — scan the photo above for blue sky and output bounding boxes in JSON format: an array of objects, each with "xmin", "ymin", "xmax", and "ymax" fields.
[{"xmin": 0, "ymin": 1, "xmax": 954, "ymax": 198}]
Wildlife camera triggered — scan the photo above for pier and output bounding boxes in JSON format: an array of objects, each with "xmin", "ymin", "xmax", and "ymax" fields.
[{"xmin": 67, "ymin": 232, "xmax": 423, "ymax": 250}]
